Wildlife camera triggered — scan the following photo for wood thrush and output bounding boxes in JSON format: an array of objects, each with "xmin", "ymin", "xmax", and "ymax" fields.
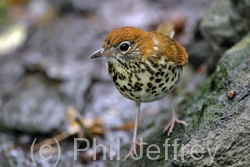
[{"xmin": 90, "ymin": 26, "xmax": 188, "ymax": 159}]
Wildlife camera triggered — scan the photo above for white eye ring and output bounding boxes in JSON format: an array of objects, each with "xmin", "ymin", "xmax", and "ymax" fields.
[{"xmin": 119, "ymin": 41, "xmax": 131, "ymax": 52}]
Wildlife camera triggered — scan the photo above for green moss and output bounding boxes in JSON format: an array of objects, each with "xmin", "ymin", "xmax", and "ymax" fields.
[
  {"xmin": 222, "ymin": 33, "xmax": 250, "ymax": 71},
  {"xmin": 229, "ymin": 33, "xmax": 250, "ymax": 52},
  {"xmin": 146, "ymin": 121, "xmax": 155, "ymax": 129},
  {"xmin": 0, "ymin": 2, "xmax": 8, "ymax": 25}
]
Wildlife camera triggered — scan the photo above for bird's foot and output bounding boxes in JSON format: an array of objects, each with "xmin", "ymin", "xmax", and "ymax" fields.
[
  {"xmin": 124, "ymin": 140, "xmax": 148, "ymax": 160},
  {"xmin": 163, "ymin": 113, "xmax": 187, "ymax": 135}
]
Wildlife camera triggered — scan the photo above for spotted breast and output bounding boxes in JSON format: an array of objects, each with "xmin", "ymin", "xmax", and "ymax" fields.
[{"xmin": 107, "ymin": 57, "xmax": 182, "ymax": 102}]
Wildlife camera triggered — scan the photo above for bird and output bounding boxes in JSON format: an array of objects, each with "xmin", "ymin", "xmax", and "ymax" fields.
[{"xmin": 90, "ymin": 26, "xmax": 188, "ymax": 159}]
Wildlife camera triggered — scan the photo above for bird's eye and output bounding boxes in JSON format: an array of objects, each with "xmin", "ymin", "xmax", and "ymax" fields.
[{"xmin": 119, "ymin": 42, "xmax": 130, "ymax": 52}]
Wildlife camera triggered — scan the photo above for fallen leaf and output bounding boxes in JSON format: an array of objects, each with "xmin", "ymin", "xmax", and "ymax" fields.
[
  {"xmin": 0, "ymin": 24, "xmax": 27, "ymax": 56},
  {"xmin": 112, "ymin": 122, "xmax": 135, "ymax": 131}
]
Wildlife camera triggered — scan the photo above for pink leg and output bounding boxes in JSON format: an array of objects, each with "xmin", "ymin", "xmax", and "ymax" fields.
[
  {"xmin": 163, "ymin": 93, "xmax": 187, "ymax": 135},
  {"xmin": 124, "ymin": 102, "xmax": 147, "ymax": 160}
]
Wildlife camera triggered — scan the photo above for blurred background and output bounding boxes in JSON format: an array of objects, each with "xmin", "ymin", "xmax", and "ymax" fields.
[{"xmin": 1, "ymin": 0, "xmax": 248, "ymax": 166}]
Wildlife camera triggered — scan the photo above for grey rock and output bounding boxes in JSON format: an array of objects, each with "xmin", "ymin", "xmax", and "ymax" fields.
[
  {"xmin": 187, "ymin": 39, "xmax": 213, "ymax": 69},
  {"xmin": 70, "ymin": 0, "xmax": 109, "ymax": 12},
  {"xmin": 0, "ymin": 56, "xmax": 24, "ymax": 86},
  {"xmin": 0, "ymin": 73, "xmax": 67, "ymax": 133},
  {"xmin": 0, "ymin": 73, "xmax": 92, "ymax": 133},
  {"xmin": 22, "ymin": 16, "xmax": 105, "ymax": 80},
  {"xmin": 200, "ymin": 0, "xmax": 250, "ymax": 52},
  {"xmin": 231, "ymin": 0, "xmax": 250, "ymax": 19}
]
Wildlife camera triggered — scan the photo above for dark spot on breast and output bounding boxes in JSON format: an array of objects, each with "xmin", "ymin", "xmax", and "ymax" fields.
[
  {"xmin": 108, "ymin": 62, "xmax": 114, "ymax": 71},
  {"xmin": 161, "ymin": 72, "xmax": 165, "ymax": 76},
  {"xmin": 166, "ymin": 77, "xmax": 169, "ymax": 82},
  {"xmin": 145, "ymin": 63, "xmax": 155, "ymax": 75},
  {"xmin": 171, "ymin": 67, "xmax": 175, "ymax": 74},
  {"xmin": 146, "ymin": 89, "xmax": 150, "ymax": 92},
  {"xmin": 116, "ymin": 59, "xmax": 129, "ymax": 69},
  {"xmin": 113, "ymin": 74, "xmax": 117, "ymax": 82},
  {"xmin": 123, "ymin": 85, "xmax": 128, "ymax": 91},
  {"xmin": 114, "ymin": 82, "xmax": 120, "ymax": 87},
  {"xmin": 161, "ymin": 64, "xmax": 166, "ymax": 68},
  {"xmin": 120, "ymin": 88, "xmax": 125, "ymax": 92},
  {"xmin": 108, "ymin": 68, "xmax": 112, "ymax": 74},
  {"xmin": 147, "ymin": 82, "xmax": 153, "ymax": 88},
  {"xmin": 141, "ymin": 69, "xmax": 146, "ymax": 73},
  {"xmin": 118, "ymin": 74, "xmax": 126, "ymax": 80},
  {"xmin": 153, "ymin": 63, "xmax": 158, "ymax": 68},
  {"xmin": 150, "ymin": 76, "xmax": 154, "ymax": 81},
  {"xmin": 135, "ymin": 75, "xmax": 141, "ymax": 81},
  {"xmin": 135, "ymin": 63, "xmax": 140, "ymax": 68},
  {"xmin": 165, "ymin": 73, "xmax": 169, "ymax": 78},
  {"xmin": 148, "ymin": 58, "xmax": 158, "ymax": 68},
  {"xmin": 152, "ymin": 91, "xmax": 157, "ymax": 94},
  {"xmin": 168, "ymin": 65, "xmax": 172, "ymax": 71},
  {"xmin": 174, "ymin": 72, "xmax": 177, "ymax": 78},
  {"xmin": 152, "ymin": 86, "xmax": 156, "ymax": 90},
  {"xmin": 135, "ymin": 97, "xmax": 140, "ymax": 99},
  {"xmin": 155, "ymin": 94, "xmax": 159, "ymax": 97},
  {"xmin": 170, "ymin": 85, "xmax": 174, "ymax": 90},
  {"xmin": 162, "ymin": 87, "xmax": 167, "ymax": 91},
  {"xmin": 159, "ymin": 83, "xmax": 164, "ymax": 88},
  {"xmin": 128, "ymin": 83, "xmax": 132, "ymax": 87},
  {"xmin": 129, "ymin": 92, "xmax": 135, "ymax": 97},
  {"xmin": 155, "ymin": 78, "xmax": 162, "ymax": 83},
  {"xmin": 155, "ymin": 72, "xmax": 161, "ymax": 77},
  {"xmin": 171, "ymin": 76, "xmax": 175, "ymax": 82},
  {"xmin": 164, "ymin": 89, "xmax": 169, "ymax": 93},
  {"xmin": 128, "ymin": 75, "xmax": 132, "ymax": 81},
  {"xmin": 134, "ymin": 82, "xmax": 143, "ymax": 92}
]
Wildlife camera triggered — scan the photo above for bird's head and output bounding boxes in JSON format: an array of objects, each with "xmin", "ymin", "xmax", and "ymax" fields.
[{"xmin": 90, "ymin": 27, "xmax": 154, "ymax": 64}]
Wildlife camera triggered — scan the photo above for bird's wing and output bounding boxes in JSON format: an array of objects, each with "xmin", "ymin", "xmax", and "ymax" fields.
[{"xmin": 149, "ymin": 32, "xmax": 188, "ymax": 67}]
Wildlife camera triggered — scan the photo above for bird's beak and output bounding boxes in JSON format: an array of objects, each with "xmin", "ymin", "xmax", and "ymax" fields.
[{"xmin": 90, "ymin": 49, "xmax": 115, "ymax": 59}]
